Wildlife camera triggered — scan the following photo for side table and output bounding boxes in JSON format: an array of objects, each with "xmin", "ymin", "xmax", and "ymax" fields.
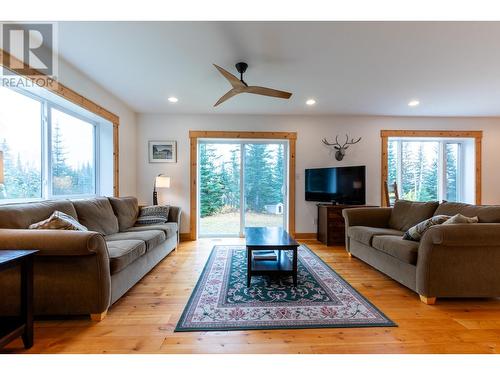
[{"xmin": 0, "ymin": 250, "xmax": 38, "ymax": 350}]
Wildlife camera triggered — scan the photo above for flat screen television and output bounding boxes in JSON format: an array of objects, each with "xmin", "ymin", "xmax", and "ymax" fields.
[{"xmin": 305, "ymin": 166, "xmax": 366, "ymax": 204}]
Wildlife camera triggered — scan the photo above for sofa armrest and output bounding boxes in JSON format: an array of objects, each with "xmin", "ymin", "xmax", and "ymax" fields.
[
  {"xmin": 0, "ymin": 228, "xmax": 111, "ymax": 316},
  {"xmin": 167, "ymin": 206, "xmax": 182, "ymax": 243},
  {"xmin": 342, "ymin": 207, "xmax": 392, "ymax": 228},
  {"xmin": 416, "ymin": 224, "xmax": 500, "ymax": 298},
  {"xmin": 168, "ymin": 206, "xmax": 181, "ymax": 224},
  {"xmin": 0, "ymin": 229, "xmax": 109, "ymax": 257}
]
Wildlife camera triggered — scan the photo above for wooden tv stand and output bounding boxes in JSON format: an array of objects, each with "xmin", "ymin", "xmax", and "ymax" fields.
[{"xmin": 317, "ymin": 204, "xmax": 374, "ymax": 246}]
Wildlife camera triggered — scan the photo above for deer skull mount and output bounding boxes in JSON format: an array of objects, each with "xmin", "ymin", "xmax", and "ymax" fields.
[{"xmin": 322, "ymin": 134, "xmax": 362, "ymax": 161}]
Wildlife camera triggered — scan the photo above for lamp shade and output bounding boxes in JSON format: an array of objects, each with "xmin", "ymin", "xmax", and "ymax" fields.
[
  {"xmin": 155, "ymin": 175, "xmax": 171, "ymax": 188},
  {"xmin": 0, "ymin": 150, "xmax": 4, "ymax": 184}
]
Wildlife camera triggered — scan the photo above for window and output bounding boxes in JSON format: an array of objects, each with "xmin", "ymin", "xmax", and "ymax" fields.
[
  {"xmin": 388, "ymin": 138, "xmax": 472, "ymax": 203},
  {"xmin": 51, "ymin": 107, "xmax": 96, "ymax": 196},
  {"xmin": 0, "ymin": 86, "xmax": 42, "ymax": 200},
  {"xmin": 0, "ymin": 84, "xmax": 104, "ymax": 203}
]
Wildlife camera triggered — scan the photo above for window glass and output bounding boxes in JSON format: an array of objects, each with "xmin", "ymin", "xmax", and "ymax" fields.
[
  {"xmin": 199, "ymin": 143, "xmax": 241, "ymax": 236},
  {"xmin": 445, "ymin": 143, "xmax": 460, "ymax": 202},
  {"xmin": 400, "ymin": 141, "xmax": 439, "ymax": 201},
  {"xmin": 0, "ymin": 86, "xmax": 42, "ymax": 200},
  {"xmin": 387, "ymin": 140, "xmax": 398, "ymax": 184},
  {"xmin": 244, "ymin": 143, "xmax": 285, "ymax": 228},
  {"xmin": 51, "ymin": 108, "xmax": 95, "ymax": 196}
]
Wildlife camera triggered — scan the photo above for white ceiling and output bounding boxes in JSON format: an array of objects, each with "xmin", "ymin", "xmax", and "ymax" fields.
[{"xmin": 56, "ymin": 21, "xmax": 500, "ymax": 116}]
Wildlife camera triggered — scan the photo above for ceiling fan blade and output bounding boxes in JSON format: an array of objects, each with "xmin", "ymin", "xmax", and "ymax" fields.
[
  {"xmin": 245, "ymin": 86, "xmax": 292, "ymax": 99},
  {"xmin": 213, "ymin": 64, "xmax": 245, "ymax": 89},
  {"xmin": 214, "ymin": 88, "xmax": 241, "ymax": 107}
]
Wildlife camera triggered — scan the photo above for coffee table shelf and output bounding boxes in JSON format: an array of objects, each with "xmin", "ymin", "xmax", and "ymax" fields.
[
  {"xmin": 245, "ymin": 227, "xmax": 299, "ymax": 287},
  {"xmin": 251, "ymin": 254, "xmax": 293, "ymax": 273}
]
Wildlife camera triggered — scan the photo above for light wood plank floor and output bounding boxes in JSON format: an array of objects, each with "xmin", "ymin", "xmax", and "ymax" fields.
[{"xmin": 4, "ymin": 238, "xmax": 500, "ymax": 354}]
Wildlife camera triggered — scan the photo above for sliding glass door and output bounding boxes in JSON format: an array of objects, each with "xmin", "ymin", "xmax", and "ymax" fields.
[{"xmin": 198, "ymin": 140, "xmax": 287, "ymax": 237}]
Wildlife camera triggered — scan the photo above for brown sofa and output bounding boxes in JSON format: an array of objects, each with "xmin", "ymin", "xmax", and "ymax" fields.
[
  {"xmin": 343, "ymin": 201, "xmax": 500, "ymax": 304},
  {"xmin": 0, "ymin": 197, "xmax": 181, "ymax": 320}
]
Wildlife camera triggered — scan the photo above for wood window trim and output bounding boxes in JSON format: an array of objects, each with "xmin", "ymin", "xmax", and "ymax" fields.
[
  {"xmin": 380, "ymin": 130, "xmax": 482, "ymax": 206},
  {"xmin": 1, "ymin": 48, "xmax": 120, "ymax": 196},
  {"xmin": 189, "ymin": 131, "xmax": 297, "ymax": 240}
]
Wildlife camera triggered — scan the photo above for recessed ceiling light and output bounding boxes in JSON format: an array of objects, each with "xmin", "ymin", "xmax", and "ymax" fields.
[
  {"xmin": 306, "ymin": 99, "xmax": 316, "ymax": 106},
  {"xmin": 408, "ymin": 99, "xmax": 420, "ymax": 107},
  {"xmin": 168, "ymin": 97, "xmax": 178, "ymax": 103}
]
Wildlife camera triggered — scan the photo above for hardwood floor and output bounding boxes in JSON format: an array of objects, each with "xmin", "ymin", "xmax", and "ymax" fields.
[{"xmin": 3, "ymin": 238, "xmax": 500, "ymax": 354}]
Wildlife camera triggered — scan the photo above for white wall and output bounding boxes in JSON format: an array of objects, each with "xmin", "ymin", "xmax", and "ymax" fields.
[
  {"xmin": 136, "ymin": 114, "xmax": 500, "ymax": 234},
  {"xmin": 57, "ymin": 58, "xmax": 137, "ymax": 196}
]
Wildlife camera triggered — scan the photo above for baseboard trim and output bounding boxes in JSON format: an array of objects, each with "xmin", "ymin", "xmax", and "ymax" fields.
[
  {"xmin": 181, "ymin": 233, "xmax": 316, "ymax": 241},
  {"xmin": 295, "ymin": 232, "xmax": 317, "ymax": 239}
]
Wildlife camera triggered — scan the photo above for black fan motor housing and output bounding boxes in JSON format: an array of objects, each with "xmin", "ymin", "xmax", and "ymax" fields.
[{"xmin": 235, "ymin": 62, "xmax": 248, "ymax": 74}]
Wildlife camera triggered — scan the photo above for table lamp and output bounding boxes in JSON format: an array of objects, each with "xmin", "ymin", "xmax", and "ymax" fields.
[{"xmin": 153, "ymin": 174, "xmax": 170, "ymax": 205}]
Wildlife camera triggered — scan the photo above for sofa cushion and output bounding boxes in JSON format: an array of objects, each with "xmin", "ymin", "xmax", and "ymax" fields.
[
  {"xmin": 72, "ymin": 197, "xmax": 119, "ymax": 235},
  {"xmin": 388, "ymin": 200, "xmax": 439, "ymax": 232},
  {"xmin": 434, "ymin": 201, "xmax": 500, "ymax": 223},
  {"xmin": 106, "ymin": 240, "xmax": 146, "ymax": 274},
  {"xmin": 372, "ymin": 235, "xmax": 420, "ymax": 265},
  {"xmin": 348, "ymin": 226, "xmax": 403, "ymax": 246},
  {"xmin": 0, "ymin": 200, "xmax": 78, "ymax": 229},
  {"xmin": 105, "ymin": 230, "xmax": 165, "ymax": 251},
  {"xmin": 108, "ymin": 196, "xmax": 139, "ymax": 231},
  {"xmin": 29, "ymin": 210, "xmax": 88, "ymax": 231},
  {"xmin": 403, "ymin": 215, "xmax": 451, "ymax": 242},
  {"xmin": 125, "ymin": 222, "xmax": 178, "ymax": 239}
]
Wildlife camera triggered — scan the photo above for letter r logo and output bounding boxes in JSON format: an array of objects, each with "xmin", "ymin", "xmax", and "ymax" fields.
[{"xmin": 1, "ymin": 23, "xmax": 56, "ymax": 76}]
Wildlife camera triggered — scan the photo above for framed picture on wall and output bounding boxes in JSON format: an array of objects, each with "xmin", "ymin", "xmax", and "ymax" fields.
[{"xmin": 149, "ymin": 140, "xmax": 177, "ymax": 163}]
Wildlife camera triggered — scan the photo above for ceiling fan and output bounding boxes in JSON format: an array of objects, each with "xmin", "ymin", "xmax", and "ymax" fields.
[{"xmin": 213, "ymin": 62, "xmax": 293, "ymax": 107}]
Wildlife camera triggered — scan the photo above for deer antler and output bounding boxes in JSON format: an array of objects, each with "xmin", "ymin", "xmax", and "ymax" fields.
[
  {"xmin": 322, "ymin": 135, "xmax": 341, "ymax": 148},
  {"xmin": 342, "ymin": 134, "xmax": 362, "ymax": 149}
]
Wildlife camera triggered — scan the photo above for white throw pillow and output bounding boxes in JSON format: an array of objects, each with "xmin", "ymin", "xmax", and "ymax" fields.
[
  {"xmin": 29, "ymin": 210, "xmax": 88, "ymax": 231},
  {"xmin": 443, "ymin": 214, "xmax": 479, "ymax": 224}
]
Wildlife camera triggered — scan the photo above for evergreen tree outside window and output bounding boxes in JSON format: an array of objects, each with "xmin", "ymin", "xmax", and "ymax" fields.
[
  {"xmin": 445, "ymin": 143, "xmax": 460, "ymax": 202},
  {"xmin": 51, "ymin": 108, "xmax": 96, "ymax": 196},
  {"xmin": 199, "ymin": 143, "xmax": 226, "ymax": 218}
]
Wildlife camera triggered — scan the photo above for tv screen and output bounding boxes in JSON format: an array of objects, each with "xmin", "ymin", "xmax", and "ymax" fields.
[{"xmin": 305, "ymin": 166, "xmax": 366, "ymax": 204}]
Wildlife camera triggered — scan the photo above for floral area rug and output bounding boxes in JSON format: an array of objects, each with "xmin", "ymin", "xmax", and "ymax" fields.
[{"xmin": 175, "ymin": 245, "xmax": 396, "ymax": 331}]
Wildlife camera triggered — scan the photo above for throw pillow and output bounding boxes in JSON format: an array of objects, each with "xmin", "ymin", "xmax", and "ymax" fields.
[
  {"xmin": 443, "ymin": 213, "xmax": 479, "ymax": 224},
  {"xmin": 388, "ymin": 200, "xmax": 440, "ymax": 232},
  {"xmin": 135, "ymin": 205, "xmax": 170, "ymax": 226},
  {"xmin": 403, "ymin": 215, "xmax": 451, "ymax": 242},
  {"xmin": 29, "ymin": 210, "xmax": 88, "ymax": 231}
]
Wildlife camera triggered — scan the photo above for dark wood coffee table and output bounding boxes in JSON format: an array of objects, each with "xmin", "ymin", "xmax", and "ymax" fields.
[{"xmin": 245, "ymin": 227, "xmax": 299, "ymax": 287}]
